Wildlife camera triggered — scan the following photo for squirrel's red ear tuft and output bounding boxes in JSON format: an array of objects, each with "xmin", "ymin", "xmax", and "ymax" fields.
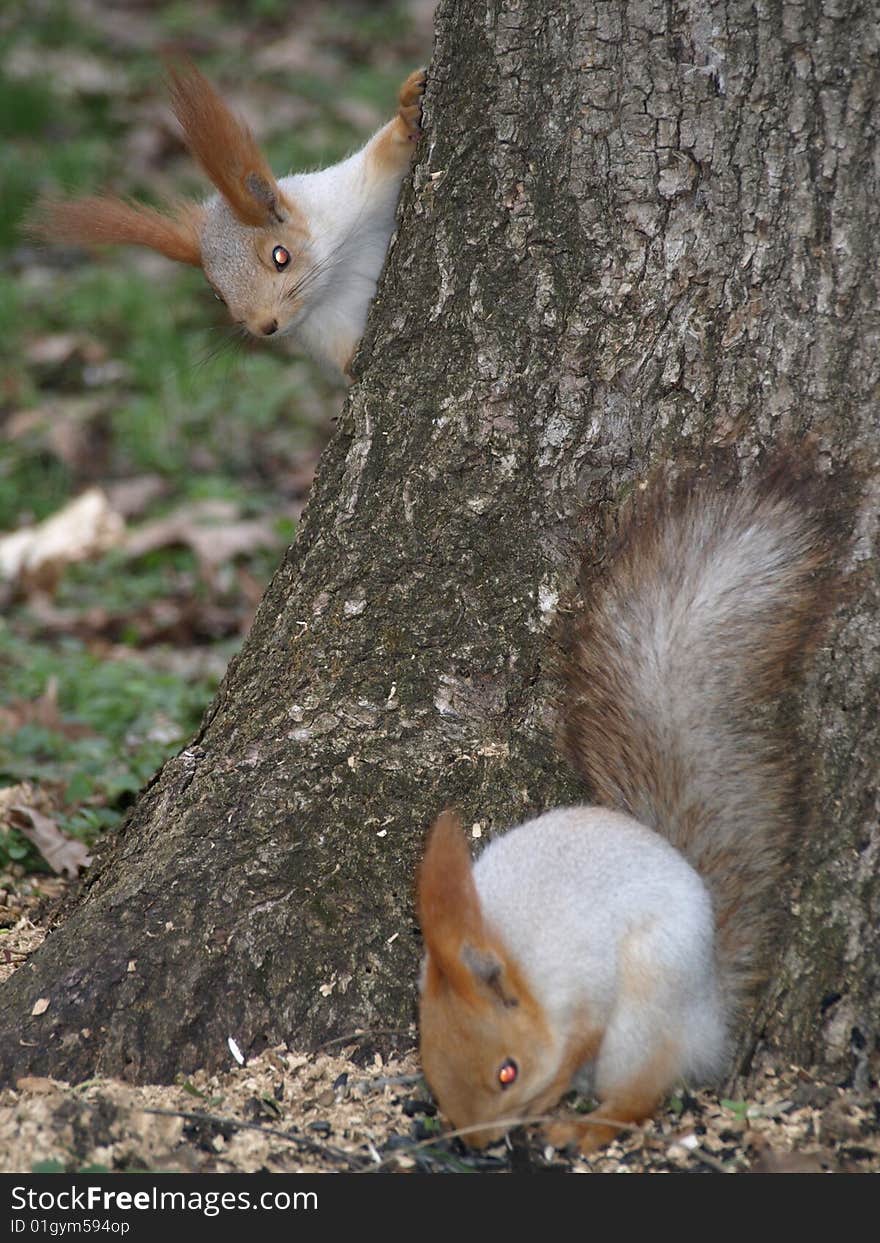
[
  {"xmin": 418, "ymin": 813, "xmax": 523, "ymax": 1008},
  {"xmin": 417, "ymin": 811, "xmax": 485, "ymax": 977},
  {"xmin": 27, "ymin": 195, "xmax": 204, "ymax": 266},
  {"xmin": 165, "ymin": 56, "xmax": 301, "ymax": 231}
]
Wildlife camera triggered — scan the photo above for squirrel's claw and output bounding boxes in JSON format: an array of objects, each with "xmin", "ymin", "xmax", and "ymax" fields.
[{"xmin": 398, "ymin": 67, "xmax": 427, "ymax": 140}]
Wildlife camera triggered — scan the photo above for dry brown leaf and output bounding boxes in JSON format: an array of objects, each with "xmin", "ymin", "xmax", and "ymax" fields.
[
  {"xmin": 0, "ymin": 678, "xmax": 95, "ymax": 740},
  {"xmin": 0, "ymin": 488, "xmax": 125, "ymax": 591},
  {"xmin": 25, "ymin": 593, "xmax": 249, "ymax": 646},
  {"xmin": 7, "ymin": 397, "xmax": 112, "ymax": 477},
  {"xmin": 0, "ymin": 782, "xmax": 59, "ymax": 822},
  {"xmin": 749, "ymin": 1147, "xmax": 830, "ymax": 1173},
  {"xmin": 104, "ymin": 475, "xmax": 169, "ymax": 519},
  {"xmin": 253, "ymin": 32, "xmax": 331, "ymax": 75},
  {"xmin": 14, "ymin": 1077, "xmax": 59, "ymax": 1095},
  {"xmin": 7, "ymin": 805, "xmax": 92, "ymax": 878},
  {"xmin": 4, "ymin": 408, "xmax": 48, "ymax": 440},
  {"xmin": 30, "ymin": 998, "xmax": 50, "ymax": 1017},
  {"xmin": 184, "ymin": 520, "xmax": 280, "ymax": 572},
  {"xmin": 236, "ymin": 564, "xmax": 268, "ymax": 609},
  {"xmin": 24, "ymin": 332, "xmax": 107, "ymax": 368},
  {"xmin": 124, "ymin": 501, "xmax": 279, "ymax": 575}
]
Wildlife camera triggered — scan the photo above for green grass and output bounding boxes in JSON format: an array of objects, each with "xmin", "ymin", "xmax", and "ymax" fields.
[
  {"xmin": 4, "ymin": 1, "xmax": 88, "ymax": 54},
  {"xmin": 0, "ymin": 72, "xmax": 58, "ymax": 137},
  {"xmin": 0, "ymin": 261, "xmax": 323, "ymax": 527},
  {"xmin": 0, "ymin": 626, "xmax": 228, "ymax": 870},
  {"xmin": 0, "ymin": 0, "xmax": 423, "ymax": 875}
]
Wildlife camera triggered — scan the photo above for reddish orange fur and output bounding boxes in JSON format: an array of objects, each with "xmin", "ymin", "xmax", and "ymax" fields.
[
  {"xmin": 541, "ymin": 940, "xmax": 679, "ymax": 1152},
  {"xmin": 417, "ymin": 811, "xmax": 487, "ymax": 1000},
  {"xmin": 418, "ymin": 812, "xmax": 678, "ymax": 1153},
  {"xmin": 545, "ymin": 1040, "xmax": 677, "ymax": 1154},
  {"xmin": 527, "ymin": 1018, "xmax": 603, "ymax": 1119},
  {"xmin": 30, "ymin": 195, "xmax": 203, "ymax": 266},
  {"xmin": 164, "ymin": 57, "xmax": 302, "ymax": 229},
  {"xmin": 418, "ymin": 812, "xmax": 569, "ymax": 1146},
  {"xmin": 367, "ymin": 68, "xmax": 425, "ymax": 176}
]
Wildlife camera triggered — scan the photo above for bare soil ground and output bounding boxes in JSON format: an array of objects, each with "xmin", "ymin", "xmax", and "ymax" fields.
[{"xmin": 2, "ymin": 903, "xmax": 877, "ymax": 1175}]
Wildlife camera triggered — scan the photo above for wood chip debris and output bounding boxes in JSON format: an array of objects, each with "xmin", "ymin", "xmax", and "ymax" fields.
[
  {"xmin": 0, "ymin": 916, "xmax": 877, "ymax": 1175},
  {"xmin": 1, "ymin": 1038, "xmax": 877, "ymax": 1175}
]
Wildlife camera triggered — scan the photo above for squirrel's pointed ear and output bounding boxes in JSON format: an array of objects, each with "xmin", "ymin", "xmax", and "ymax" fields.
[
  {"xmin": 165, "ymin": 56, "xmax": 298, "ymax": 230},
  {"xmin": 418, "ymin": 812, "xmax": 521, "ymax": 1007},
  {"xmin": 417, "ymin": 811, "xmax": 483, "ymax": 974},
  {"xmin": 27, "ymin": 195, "xmax": 204, "ymax": 266}
]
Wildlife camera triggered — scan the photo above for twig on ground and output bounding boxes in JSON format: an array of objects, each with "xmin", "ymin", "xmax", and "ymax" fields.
[{"xmin": 139, "ymin": 1105, "xmax": 369, "ymax": 1172}]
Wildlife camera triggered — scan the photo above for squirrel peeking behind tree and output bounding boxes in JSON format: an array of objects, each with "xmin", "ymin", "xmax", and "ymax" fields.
[
  {"xmin": 417, "ymin": 456, "xmax": 842, "ymax": 1155},
  {"xmin": 29, "ymin": 59, "xmax": 426, "ymax": 378}
]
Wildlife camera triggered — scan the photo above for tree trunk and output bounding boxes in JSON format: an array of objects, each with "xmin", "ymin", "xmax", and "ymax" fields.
[{"xmin": 1, "ymin": 0, "xmax": 877, "ymax": 1090}]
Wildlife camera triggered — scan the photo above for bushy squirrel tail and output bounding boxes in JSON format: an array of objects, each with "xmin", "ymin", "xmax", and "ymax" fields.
[{"xmin": 562, "ymin": 457, "xmax": 840, "ymax": 1016}]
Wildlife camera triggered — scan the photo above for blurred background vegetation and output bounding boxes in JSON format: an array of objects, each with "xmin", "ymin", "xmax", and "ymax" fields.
[{"xmin": 0, "ymin": 0, "xmax": 434, "ymax": 887}]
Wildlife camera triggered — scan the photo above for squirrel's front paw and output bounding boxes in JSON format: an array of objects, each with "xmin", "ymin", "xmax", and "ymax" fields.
[
  {"xmin": 398, "ymin": 68, "xmax": 426, "ymax": 140},
  {"xmin": 544, "ymin": 1115, "xmax": 624, "ymax": 1156}
]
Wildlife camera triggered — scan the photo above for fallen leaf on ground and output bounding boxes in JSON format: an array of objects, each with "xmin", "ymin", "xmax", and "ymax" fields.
[
  {"xmin": 26, "ymin": 594, "xmax": 251, "ymax": 646},
  {"xmin": 104, "ymin": 475, "xmax": 169, "ymax": 519},
  {"xmin": 124, "ymin": 500, "xmax": 280, "ymax": 576},
  {"xmin": 24, "ymin": 332, "xmax": 107, "ymax": 368},
  {"xmin": 7, "ymin": 397, "xmax": 113, "ymax": 476},
  {"xmin": 14, "ymin": 1077, "xmax": 59, "ymax": 1095},
  {"xmin": 749, "ymin": 1147, "xmax": 830, "ymax": 1173},
  {"xmin": 0, "ymin": 782, "xmax": 61, "ymax": 823},
  {"xmin": 6, "ymin": 805, "xmax": 92, "ymax": 878},
  {"xmin": 0, "ymin": 488, "xmax": 125, "ymax": 592},
  {"xmin": 5, "ymin": 46, "xmax": 126, "ymax": 95},
  {"xmin": 30, "ymin": 998, "xmax": 50, "ymax": 1017},
  {"xmin": 236, "ymin": 564, "xmax": 269, "ymax": 609},
  {"xmin": 0, "ymin": 677, "xmax": 96, "ymax": 740}
]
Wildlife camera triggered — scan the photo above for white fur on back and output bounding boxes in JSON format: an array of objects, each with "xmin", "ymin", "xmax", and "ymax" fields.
[{"xmin": 473, "ymin": 807, "xmax": 728, "ymax": 1083}]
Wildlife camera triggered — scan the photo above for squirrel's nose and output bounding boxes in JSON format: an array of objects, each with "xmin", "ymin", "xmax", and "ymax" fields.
[{"xmin": 261, "ymin": 319, "xmax": 279, "ymax": 336}]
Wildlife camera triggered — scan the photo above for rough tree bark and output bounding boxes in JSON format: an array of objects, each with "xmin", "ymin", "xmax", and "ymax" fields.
[{"xmin": 1, "ymin": 0, "xmax": 877, "ymax": 1091}]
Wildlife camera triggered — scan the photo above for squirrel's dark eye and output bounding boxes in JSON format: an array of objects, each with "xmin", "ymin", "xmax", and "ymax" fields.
[
  {"xmin": 272, "ymin": 244, "xmax": 291, "ymax": 271},
  {"xmin": 498, "ymin": 1059, "xmax": 518, "ymax": 1089}
]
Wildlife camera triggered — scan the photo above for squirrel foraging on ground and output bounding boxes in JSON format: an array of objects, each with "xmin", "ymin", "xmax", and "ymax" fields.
[
  {"xmin": 31, "ymin": 59, "xmax": 425, "ymax": 377},
  {"xmin": 417, "ymin": 460, "xmax": 838, "ymax": 1154}
]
